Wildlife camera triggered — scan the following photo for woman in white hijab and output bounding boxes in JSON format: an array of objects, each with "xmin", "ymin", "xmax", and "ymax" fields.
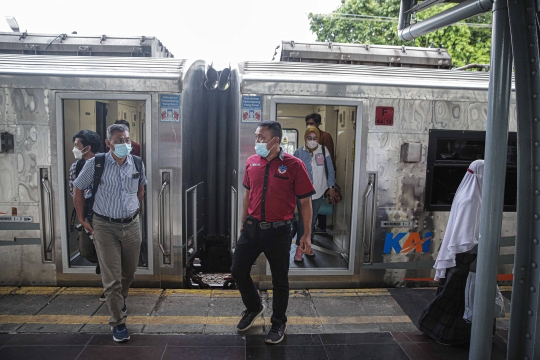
[{"xmin": 418, "ymin": 160, "xmax": 483, "ymax": 346}]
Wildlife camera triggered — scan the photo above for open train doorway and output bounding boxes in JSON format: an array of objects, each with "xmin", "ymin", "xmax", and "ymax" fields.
[
  {"xmin": 272, "ymin": 100, "xmax": 365, "ymax": 275},
  {"xmin": 61, "ymin": 97, "xmax": 148, "ymax": 272}
]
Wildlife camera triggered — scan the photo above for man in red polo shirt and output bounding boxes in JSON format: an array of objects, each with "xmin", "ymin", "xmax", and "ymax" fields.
[{"xmin": 232, "ymin": 120, "xmax": 315, "ymax": 344}]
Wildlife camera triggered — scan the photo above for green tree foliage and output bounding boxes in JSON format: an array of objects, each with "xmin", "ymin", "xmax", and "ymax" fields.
[{"xmin": 308, "ymin": 0, "xmax": 492, "ymax": 67}]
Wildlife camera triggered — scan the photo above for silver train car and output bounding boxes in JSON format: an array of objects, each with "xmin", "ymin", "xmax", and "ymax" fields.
[
  {"xmin": 230, "ymin": 60, "xmax": 517, "ymax": 289},
  {"xmin": 0, "ymin": 55, "xmax": 212, "ymax": 288},
  {"xmin": 0, "ymin": 51, "xmax": 516, "ymax": 289}
]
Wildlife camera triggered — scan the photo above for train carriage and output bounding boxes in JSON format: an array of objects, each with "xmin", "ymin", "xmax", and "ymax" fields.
[
  {"xmin": 231, "ymin": 56, "xmax": 517, "ymax": 289},
  {"xmin": 0, "ymin": 55, "xmax": 210, "ymax": 288}
]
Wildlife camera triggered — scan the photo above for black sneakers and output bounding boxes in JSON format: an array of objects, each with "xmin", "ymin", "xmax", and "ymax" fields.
[
  {"xmin": 265, "ymin": 320, "xmax": 286, "ymax": 344},
  {"xmin": 99, "ymin": 292, "xmax": 106, "ymax": 302},
  {"xmin": 237, "ymin": 303, "xmax": 266, "ymax": 331}
]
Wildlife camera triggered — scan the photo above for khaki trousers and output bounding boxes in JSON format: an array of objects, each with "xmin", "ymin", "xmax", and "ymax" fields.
[{"xmin": 93, "ymin": 215, "xmax": 141, "ymax": 327}]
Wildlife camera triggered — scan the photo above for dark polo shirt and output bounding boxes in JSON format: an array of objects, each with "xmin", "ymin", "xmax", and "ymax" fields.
[{"xmin": 243, "ymin": 149, "xmax": 315, "ymax": 222}]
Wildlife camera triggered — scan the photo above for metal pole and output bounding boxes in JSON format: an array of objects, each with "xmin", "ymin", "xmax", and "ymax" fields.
[
  {"xmin": 397, "ymin": 0, "xmax": 416, "ymax": 33},
  {"xmin": 507, "ymin": 1, "xmax": 540, "ymax": 358},
  {"xmin": 398, "ymin": 0, "xmax": 493, "ymax": 41},
  {"xmin": 469, "ymin": 1, "xmax": 512, "ymax": 359}
]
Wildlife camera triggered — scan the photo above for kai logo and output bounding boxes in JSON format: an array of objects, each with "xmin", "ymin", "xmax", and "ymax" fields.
[{"xmin": 383, "ymin": 232, "xmax": 433, "ymax": 254}]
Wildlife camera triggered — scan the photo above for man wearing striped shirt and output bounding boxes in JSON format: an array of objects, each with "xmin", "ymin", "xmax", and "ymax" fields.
[{"xmin": 73, "ymin": 123, "xmax": 146, "ymax": 343}]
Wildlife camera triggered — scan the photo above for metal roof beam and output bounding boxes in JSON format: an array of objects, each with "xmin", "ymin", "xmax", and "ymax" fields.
[
  {"xmin": 398, "ymin": 0, "xmax": 493, "ymax": 41},
  {"xmin": 405, "ymin": 0, "xmax": 447, "ymax": 14}
]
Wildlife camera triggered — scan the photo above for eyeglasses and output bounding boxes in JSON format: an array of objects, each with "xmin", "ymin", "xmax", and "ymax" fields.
[
  {"xmin": 110, "ymin": 138, "xmax": 131, "ymax": 145},
  {"xmin": 255, "ymin": 134, "xmax": 271, "ymax": 142}
]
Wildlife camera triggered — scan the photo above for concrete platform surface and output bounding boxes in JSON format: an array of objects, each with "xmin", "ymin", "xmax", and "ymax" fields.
[{"xmin": 0, "ymin": 286, "xmax": 511, "ymax": 359}]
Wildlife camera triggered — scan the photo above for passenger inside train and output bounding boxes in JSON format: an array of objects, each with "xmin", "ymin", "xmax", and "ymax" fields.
[
  {"xmin": 293, "ymin": 125, "xmax": 336, "ymax": 262},
  {"xmin": 277, "ymin": 104, "xmax": 357, "ymax": 270},
  {"xmin": 68, "ymin": 130, "xmax": 102, "ymax": 275},
  {"xmin": 305, "ymin": 112, "xmax": 336, "ymax": 235}
]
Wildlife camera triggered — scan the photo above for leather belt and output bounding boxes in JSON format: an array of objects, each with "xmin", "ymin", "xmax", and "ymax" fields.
[
  {"xmin": 259, "ymin": 219, "xmax": 292, "ymax": 229},
  {"xmin": 94, "ymin": 211, "xmax": 139, "ymax": 224}
]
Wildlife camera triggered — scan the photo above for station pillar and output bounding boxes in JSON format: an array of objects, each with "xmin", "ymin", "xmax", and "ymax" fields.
[{"xmin": 469, "ymin": 0, "xmax": 512, "ymax": 359}]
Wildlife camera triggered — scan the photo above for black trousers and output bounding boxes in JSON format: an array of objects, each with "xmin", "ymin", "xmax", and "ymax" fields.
[{"xmin": 231, "ymin": 224, "xmax": 291, "ymax": 324}]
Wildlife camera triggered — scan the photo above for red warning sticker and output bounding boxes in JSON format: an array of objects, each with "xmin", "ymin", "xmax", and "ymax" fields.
[{"xmin": 375, "ymin": 106, "xmax": 394, "ymax": 126}]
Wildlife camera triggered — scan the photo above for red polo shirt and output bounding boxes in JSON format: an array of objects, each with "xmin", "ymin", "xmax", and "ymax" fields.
[{"xmin": 243, "ymin": 149, "xmax": 315, "ymax": 222}]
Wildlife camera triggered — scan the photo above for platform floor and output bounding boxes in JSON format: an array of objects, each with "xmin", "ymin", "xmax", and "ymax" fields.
[{"xmin": 0, "ymin": 286, "xmax": 511, "ymax": 359}]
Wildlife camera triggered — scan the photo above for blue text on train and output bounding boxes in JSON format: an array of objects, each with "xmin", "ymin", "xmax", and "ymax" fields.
[{"xmin": 383, "ymin": 232, "xmax": 433, "ymax": 254}]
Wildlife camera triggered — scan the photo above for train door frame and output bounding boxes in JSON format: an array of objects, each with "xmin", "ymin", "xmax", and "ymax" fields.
[
  {"xmin": 55, "ymin": 92, "xmax": 154, "ymax": 275},
  {"xmin": 268, "ymin": 96, "xmax": 367, "ymax": 277}
]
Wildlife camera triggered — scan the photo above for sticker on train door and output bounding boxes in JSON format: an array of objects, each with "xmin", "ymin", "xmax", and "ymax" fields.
[
  {"xmin": 242, "ymin": 96, "xmax": 262, "ymax": 122},
  {"xmin": 383, "ymin": 231, "xmax": 433, "ymax": 254},
  {"xmin": 375, "ymin": 106, "xmax": 394, "ymax": 126},
  {"xmin": 160, "ymin": 94, "xmax": 180, "ymax": 122}
]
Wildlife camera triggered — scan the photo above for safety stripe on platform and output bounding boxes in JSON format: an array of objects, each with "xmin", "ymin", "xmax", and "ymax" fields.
[
  {"xmin": 0, "ymin": 287, "xmax": 18, "ymax": 295},
  {"xmin": 59, "ymin": 288, "xmax": 103, "ymax": 295},
  {"xmin": 163, "ymin": 290, "xmax": 212, "ymax": 297},
  {"xmin": 0, "ymin": 287, "xmax": 164, "ymax": 296},
  {"xmin": 0, "ymin": 287, "xmax": 393, "ymax": 298},
  {"xmin": 0, "ymin": 314, "xmax": 414, "ymax": 326},
  {"xmin": 11, "ymin": 287, "xmax": 62, "ymax": 295}
]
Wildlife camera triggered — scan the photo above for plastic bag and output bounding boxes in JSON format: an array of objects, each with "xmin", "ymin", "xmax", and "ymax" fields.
[{"xmin": 464, "ymin": 272, "xmax": 506, "ymax": 322}]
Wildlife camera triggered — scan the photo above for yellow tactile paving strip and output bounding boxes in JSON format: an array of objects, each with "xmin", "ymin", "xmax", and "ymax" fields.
[
  {"xmin": 0, "ymin": 314, "xmax": 415, "ymax": 326},
  {"xmin": 0, "ymin": 287, "xmax": 18, "ymax": 295},
  {"xmin": 10, "ymin": 287, "xmax": 62, "ymax": 295},
  {"xmin": 0, "ymin": 286, "xmax": 416, "ymax": 328},
  {"xmin": 267, "ymin": 288, "xmax": 391, "ymax": 297}
]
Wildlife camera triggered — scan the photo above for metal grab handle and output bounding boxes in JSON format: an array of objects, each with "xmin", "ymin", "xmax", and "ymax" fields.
[
  {"xmin": 362, "ymin": 173, "xmax": 376, "ymax": 263},
  {"xmin": 230, "ymin": 187, "xmax": 238, "ymax": 253},
  {"xmin": 41, "ymin": 174, "xmax": 54, "ymax": 261},
  {"xmin": 158, "ymin": 176, "xmax": 170, "ymax": 259},
  {"xmin": 185, "ymin": 182, "xmax": 201, "ymax": 263},
  {"xmin": 158, "ymin": 181, "xmax": 168, "ymax": 198}
]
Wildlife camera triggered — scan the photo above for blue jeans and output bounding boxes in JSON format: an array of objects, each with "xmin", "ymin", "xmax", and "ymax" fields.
[
  {"xmin": 231, "ymin": 224, "xmax": 291, "ymax": 324},
  {"xmin": 296, "ymin": 196, "xmax": 325, "ymax": 246}
]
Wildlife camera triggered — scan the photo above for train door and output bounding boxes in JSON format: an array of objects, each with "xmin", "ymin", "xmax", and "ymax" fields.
[
  {"xmin": 269, "ymin": 98, "xmax": 367, "ymax": 278},
  {"xmin": 57, "ymin": 94, "xmax": 154, "ymax": 281}
]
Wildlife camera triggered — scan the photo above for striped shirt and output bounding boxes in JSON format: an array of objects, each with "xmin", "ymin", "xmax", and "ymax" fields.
[
  {"xmin": 69, "ymin": 161, "xmax": 93, "ymax": 199},
  {"xmin": 73, "ymin": 152, "xmax": 147, "ymax": 219}
]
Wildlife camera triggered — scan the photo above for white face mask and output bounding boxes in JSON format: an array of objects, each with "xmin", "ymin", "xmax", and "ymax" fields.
[
  {"xmin": 72, "ymin": 146, "xmax": 87, "ymax": 160},
  {"xmin": 306, "ymin": 140, "xmax": 318, "ymax": 149}
]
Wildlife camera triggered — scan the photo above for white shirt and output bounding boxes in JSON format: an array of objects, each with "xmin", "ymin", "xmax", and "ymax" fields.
[{"xmin": 310, "ymin": 146, "xmax": 329, "ymax": 199}]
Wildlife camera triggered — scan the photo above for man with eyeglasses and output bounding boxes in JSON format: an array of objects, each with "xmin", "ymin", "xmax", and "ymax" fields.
[
  {"xmin": 73, "ymin": 123, "xmax": 146, "ymax": 343},
  {"xmin": 104, "ymin": 120, "xmax": 141, "ymax": 157}
]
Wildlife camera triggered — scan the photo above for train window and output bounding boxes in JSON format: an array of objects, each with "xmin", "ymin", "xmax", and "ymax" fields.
[
  {"xmin": 281, "ymin": 129, "xmax": 298, "ymax": 155},
  {"xmin": 425, "ymin": 130, "xmax": 517, "ymax": 212}
]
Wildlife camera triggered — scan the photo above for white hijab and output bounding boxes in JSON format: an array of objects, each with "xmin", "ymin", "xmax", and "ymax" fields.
[{"xmin": 434, "ymin": 160, "xmax": 484, "ymax": 280}]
